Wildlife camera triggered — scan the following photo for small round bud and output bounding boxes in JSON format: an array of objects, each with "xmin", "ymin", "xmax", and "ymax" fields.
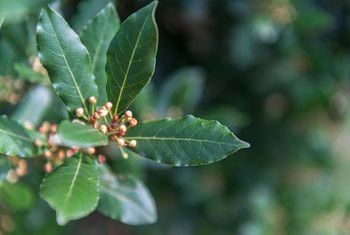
[
  {"xmin": 129, "ymin": 118, "xmax": 138, "ymax": 127},
  {"xmin": 87, "ymin": 147, "xmax": 96, "ymax": 155},
  {"xmin": 66, "ymin": 149, "xmax": 74, "ymax": 158},
  {"xmin": 71, "ymin": 146, "xmax": 79, "ymax": 153},
  {"xmin": 75, "ymin": 108, "xmax": 84, "ymax": 117},
  {"xmin": 116, "ymin": 138, "xmax": 125, "ymax": 147},
  {"xmin": 98, "ymin": 154, "xmax": 106, "ymax": 164},
  {"xmin": 98, "ymin": 108, "xmax": 109, "ymax": 117},
  {"xmin": 23, "ymin": 121, "xmax": 34, "ymax": 130},
  {"xmin": 104, "ymin": 102, "xmax": 113, "ymax": 110},
  {"xmin": 57, "ymin": 150, "xmax": 65, "ymax": 160},
  {"xmin": 119, "ymin": 125, "xmax": 127, "ymax": 132},
  {"xmin": 88, "ymin": 96, "xmax": 97, "ymax": 105},
  {"xmin": 99, "ymin": 125, "xmax": 108, "ymax": 134},
  {"xmin": 129, "ymin": 140, "xmax": 137, "ymax": 148},
  {"xmin": 18, "ymin": 160, "xmax": 27, "ymax": 168},
  {"xmin": 16, "ymin": 167, "xmax": 27, "ymax": 177},
  {"xmin": 6, "ymin": 169, "xmax": 18, "ymax": 183},
  {"xmin": 44, "ymin": 150, "xmax": 52, "ymax": 158},
  {"xmin": 93, "ymin": 112, "xmax": 101, "ymax": 119},
  {"xmin": 34, "ymin": 139, "xmax": 42, "ymax": 147},
  {"xmin": 39, "ymin": 122, "xmax": 50, "ymax": 134},
  {"xmin": 113, "ymin": 115, "xmax": 119, "ymax": 122},
  {"xmin": 110, "ymin": 135, "xmax": 116, "ymax": 141},
  {"xmin": 44, "ymin": 162, "xmax": 53, "ymax": 173},
  {"xmin": 125, "ymin": 110, "xmax": 133, "ymax": 118}
]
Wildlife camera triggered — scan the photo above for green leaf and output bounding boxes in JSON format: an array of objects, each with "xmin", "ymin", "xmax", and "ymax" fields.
[
  {"xmin": 14, "ymin": 63, "xmax": 48, "ymax": 83},
  {"xmin": 40, "ymin": 154, "xmax": 99, "ymax": 225},
  {"xmin": 0, "ymin": 17, "xmax": 4, "ymax": 28},
  {"xmin": 12, "ymin": 86, "xmax": 52, "ymax": 127},
  {"xmin": 0, "ymin": 0, "xmax": 47, "ymax": 24},
  {"xmin": 80, "ymin": 3, "xmax": 120, "ymax": 106},
  {"xmin": 0, "ymin": 181, "xmax": 35, "ymax": 211},
  {"xmin": 0, "ymin": 116, "xmax": 37, "ymax": 157},
  {"xmin": 157, "ymin": 67, "xmax": 205, "ymax": 117},
  {"xmin": 36, "ymin": 7, "xmax": 98, "ymax": 115},
  {"xmin": 98, "ymin": 165, "xmax": 157, "ymax": 225},
  {"xmin": 55, "ymin": 121, "xmax": 108, "ymax": 148},
  {"xmin": 125, "ymin": 115, "xmax": 250, "ymax": 166},
  {"xmin": 71, "ymin": 0, "xmax": 113, "ymax": 33},
  {"xmin": 106, "ymin": 1, "xmax": 158, "ymax": 115}
]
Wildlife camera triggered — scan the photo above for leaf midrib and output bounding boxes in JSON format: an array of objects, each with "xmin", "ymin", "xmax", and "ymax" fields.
[
  {"xmin": 62, "ymin": 154, "xmax": 83, "ymax": 211},
  {"xmin": 47, "ymin": 10, "xmax": 89, "ymax": 115},
  {"xmin": 100, "ymin": 185, "xmax": 153, "ymax": 219},
  {"xmin": 0, "ymin": 128, "xmax": 32, "ymax": 142},
  {"xmin": 113, "ymin": 10, "xmax": 152, "ymax": 115},
  {"xmin": 124, "ymin": 136, "xmax": 232, "ymax": 145}
]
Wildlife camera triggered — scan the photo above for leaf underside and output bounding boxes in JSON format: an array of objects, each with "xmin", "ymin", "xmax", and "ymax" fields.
[
  {"xmin": 125, "ymin": 115, "xmax": 250, "ymax": 166},
  {"xmin": 98, "ymin": 165, "xmax": 157, "ymax": 225}
]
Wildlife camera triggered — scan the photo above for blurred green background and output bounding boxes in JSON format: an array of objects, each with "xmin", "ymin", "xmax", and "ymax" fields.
[{"xmin": 1, "ymin": 0, "xmax": 350, "ymax": 234}]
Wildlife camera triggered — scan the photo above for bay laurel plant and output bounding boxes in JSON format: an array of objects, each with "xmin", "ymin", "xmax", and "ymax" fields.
[{"xmin": 0, "ymin": 1, "xmax": 249, "ymax": 226}]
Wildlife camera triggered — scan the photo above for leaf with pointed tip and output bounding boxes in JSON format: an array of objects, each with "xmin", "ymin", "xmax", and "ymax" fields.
[
  {"xmin": 98, "ymin": 165, "xmax": 157, "ymax": 225},
  {"xmin": 40, "ymin": 154, "xmax": 99, "ymax": 225},
  {"xmin": 0, "ymin": 116, "xmax": 38, "ymax": 157},
  {"xmin": 55, "ymin": 121, "xmax": 108, "ymax": 148},
  {"xmin": 71, "ymin": 0, "xmax": 113, "ymax": 33},
  {"xmin": 36, "ymin": 7, "xmax": 98, "ymax": 115},
  {"xmin": 125, "ymin": 115, "xmax": 250, "ymax": 166},
  {"xmin": 80, "ymin": 3, "xmax": 120, "ymax": 106},
  {"xmin": 106, "ymin": 1, "xmax": 158, "ymax": 115}
]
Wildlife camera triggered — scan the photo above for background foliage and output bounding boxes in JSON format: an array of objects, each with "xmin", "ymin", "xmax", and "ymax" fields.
[{"xmin": 1, "ymin": 0, "xmax": 350, "ymax": 234}]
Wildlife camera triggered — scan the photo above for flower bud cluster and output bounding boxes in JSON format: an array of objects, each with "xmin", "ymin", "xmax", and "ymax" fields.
[
  {"xmin": 36, "ymin": 122, "xmax": 80, "ymax": 173},
  {"xmin": 74, "ymin": 97, "xmax": 139, "ymax": 159}
]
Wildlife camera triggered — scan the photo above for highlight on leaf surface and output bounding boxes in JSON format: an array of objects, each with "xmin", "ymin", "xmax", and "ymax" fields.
[{"xmin": 125, "ymin": 115, "xmax": 250, "ymax": 166}]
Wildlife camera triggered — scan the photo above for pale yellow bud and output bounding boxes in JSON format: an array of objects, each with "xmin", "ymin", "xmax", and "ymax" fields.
[
  {"xmin": 99, "ymin": 125, "xmax": 108, "ymax": 134},
  {"xmin": 87, "ymin": 147, "xmax": 96, "ymax": 155},
  {"xmin": 116, "ymin": 138, "xmax": 125, "ymax": 147},
  {"xmin": 88, "ymin": 96, "xmax": 97, "ymax": 105},
  {"xmin": 119, "ymin": 125, "xmax": 127, "ymax": 132},
  {"xmin": 129, "ymin": 140, "xmax": 137, "ymax": 148},
  {"xmin": 75, "ymin": 108, "xmax": 84, "ymax": 117},
  {"xmin": 104, "ymin": 102, "xmax": 113, "ymax": 110}
]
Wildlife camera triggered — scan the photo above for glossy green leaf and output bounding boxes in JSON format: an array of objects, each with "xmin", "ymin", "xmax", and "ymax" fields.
[
  {"xmin": 106, "ymin": 1, "xmax": 158, "ymax": 115},
  {"xmin": 0, "ymin": 181, "xmax": 35, "ymax": 211},
  {"xmin": 125, "ymin": 115, "xmax": 250, "ymax": 166},
  {"xmin": 36, "ymin": 7, "xmax": 98, "ymax": 115},
  {"xmin": 55, "ymin": 121, "xmax": 108, "ymax": 148},
  {"xmin": 157, "ymin": 67, "xmax": 205, "ymax": 117},
  {"xmin": 72, "ymin": 0, "xmax": 113, "ymax": 33},
  {"xmin": 0, "ymin": 116, "xmax": 37, "ymax": 157},
  {"xmin": 80, "ymin": 3, "xmax": 120, "ymax": 105},
  {"xmin": 0, "ymin": 17, "xmax": 3, "ymax": 28},
  {"xmin": 98, "ymin": 165, "xmax": 157, "ymax": 225},
  {"xmin": 40, "ymin": 154, "xmax": 99, "ymax": 225}
]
